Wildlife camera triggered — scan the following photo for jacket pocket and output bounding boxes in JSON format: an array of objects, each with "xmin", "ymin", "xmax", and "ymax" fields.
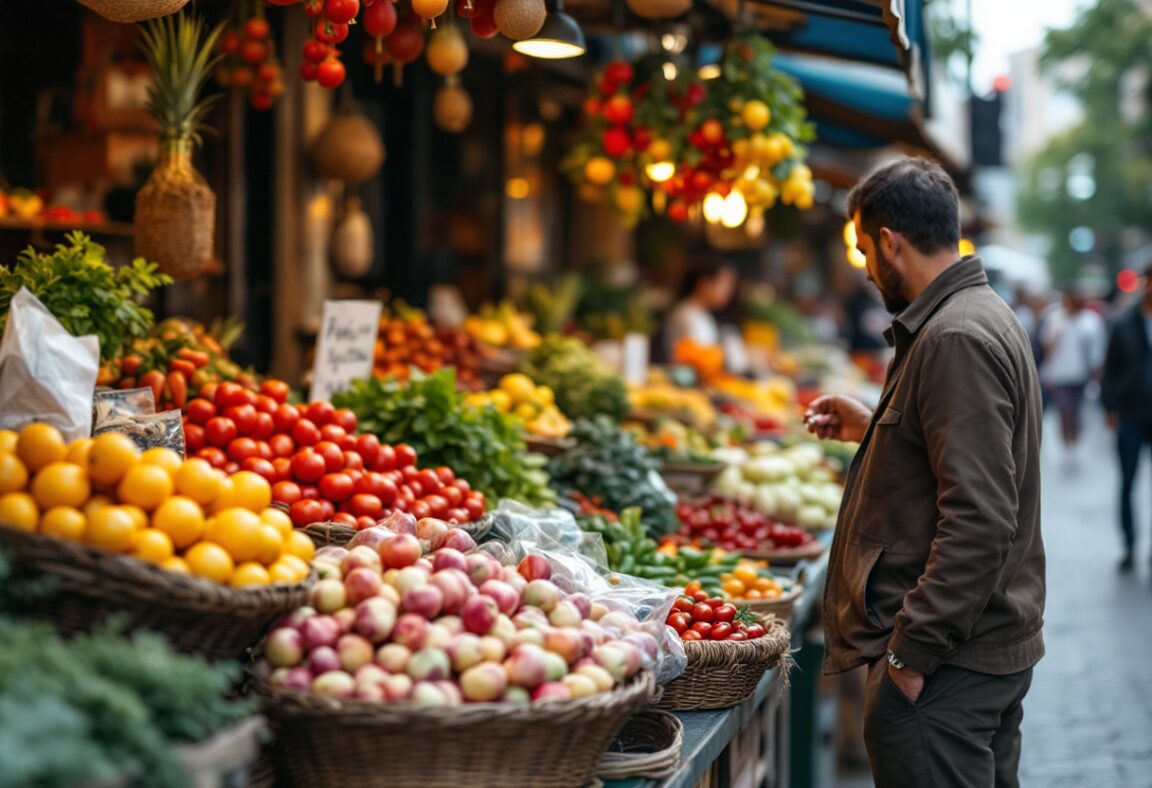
[
  {"xmin": 862, "ymin": 407, "xmax": 905, "ymax": 496},
  {"xmin": 850, "ymin": 539, "xmax": 885, "ymax": 630}
]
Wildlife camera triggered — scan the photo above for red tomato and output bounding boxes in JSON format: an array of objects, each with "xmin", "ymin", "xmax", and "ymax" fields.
[
  {"xmin": 691, "ymin": 591, "xmax": 709, "ymax": 603},
  {"xmin": 269, "ymin": 434, "xmax": 295, "ymax": 458},
  {"xmin": 714, "ymin": 604, "xmax": 737, "ymax": 623},
  {"xmin": 273, "ymin": 403, "xmax": 301, "ymax": 433},
  {"xmin": 672, "ymin": 596, "xmax": 694, "ymax": 613},
  {"xmin": 333, "ymin": 408, "xmax": 358, "ymax": 433},
  {"xmin": 689, "ymin": 622, "xmax": 713, "ymax": 636},
  {"xmin": 331, "ymin": 512, "xmax": 358, "ymax": 527},
  {"xmin": 292, "ymin": 419, "xmax": 321, "ymax": 447},
  {"xmin": 691, "ymin": 603, "xmax": 714, "ymax": 622},
  {"xmin": 667, "ymin": 612, "xmax": 690, "ymax": 633},
  {"xmin": 272, "ymin": 457, "xmax": 293, "ymax": 482},
  {"xmin": 253, "ymin": 394, "xmax": 279, "ymax": 415},
  {"xmin": 745, "ymin": 624, "xmax": 765, "ymax": 640},
  {"xmin": 227, "ymin": 437, "xmax": 259, "ymax": 462},
  {"xmin": 707, "ymin": 597, "xmax": 725, "ymax": 609},
  {"xmin": 215, "ymin": 382, "xmax": 247, "ymax": 408},
  {"xmin": 205, "ymin": 417, "xmax": 238, "ymax": 448},
  {"xmin": 435, "ymin": 466, "xmax": 455, "ymax": 485},
  {"xmin": 299, "ymin": 485, "xmax": 320, "ymax": 501},
  {"xmin": 273, "ymin": 480, "xmax": 303, "ymax": 505},
  {"xmin": 185, "ymin": 398, "xmax": 216, "ymax": 425},
  {"xmin": 410, "ymin": 500, "xmax": 431, "ymax": 520},
  {"xmin": 289, "ymin": 499, "xmax": 325, "ymax": 527},
  {"xmin": 417, "ymin": 469, "xmax": 441, "ymax": 493},
  {"xmin": 313, "ymin": 441, "xmax": 343, "ymax": 473},
  {"xmin": 223, "ymin": 405, "xmax": 257, "ymax": 435},
  {"xmin": 319, "ymin": 473, "xmax": 354, "ymax": 502},
  {"xmin": 252, "ymin": 412, "xmax": 275, "ymax": 440},
  {"xmin": 444, "ymin": 485, "xmax": 463, "ymax": 507},
  {"xmin": 424, "ymin": 494, "xmax": 449, "ymax": 519},
  {"xmin": 260, "ymin": 379, "xmax": 290, "ymax": 404},
  {"xmin": 394, "ymin": 444, "xmax": 417, "ymax": 468},
  {"xmin": 325, "ymin": 0, "xmax": 359, "ymax": 24},
  {"xmin": 728, "ymin": 632, "xmax": 747, "ymax": 641},
  {"xmin": 682, "ymin": 630, "xmax": 703, "ymax": 641},
  {"xmin": 355, "ymin": 515, "xmax": 378, "ymax": 531},
  {"xmin": 355, "ymin": 434, "xmax": 380, "ymax": 463},
  {"xmin": 456, "ymin": 479, "xmax": 471, "ymax": 494},
  {"xmin": 397, "ymin": 485, "xmax": 416, "ymax": 505},
  {"xmin": 184, "ymin": 423, "xmax": 205, "ymax": 453},
  {"xmin": 709, "ymin": 623, "xmax": 733, "ymax": 640},
  {"xmin": 224, "ymin": 462, "xmax": 240, "ymax": 475},
  {"xmin": 447, "ymin": 507, "xmax": 469, "ymax": 523},
  {"xmin": 241, "ymin": 457, "xmax": 278, "ymax": 483},
  {"xmin": 375, "ymin": 444, "xmax": 396, "ymax": 471},
  {"xmin": 345, "ymin": 469, "xmax": 364, "ymax": 484},
  {"xmin": 306, "ymin": 401, "xmax": 335, "ymax": 426},
  {"xmin": 199, "ymin": 383, "xmax": 219, "ymax": 403},
  {"xmin": 464, "ymin": 496, "xmax": 485, "ymax": 520},
  {"xmin": 349, "ymin": 494, "xmax": 383, "ymax": 519},
  {"xmin": 256, "ymin": 441, "xmax": 273, "ymax": 461},
  {"xmin": 197, "ymin": 447, "xmax": 227, "ymax": 469},
  {"xmin": 320, "ymin": 424, "xmax": 347, "ymax": 444},
  {"xmin": 342, "ymin": 451, "xmax": 364, "ymax": 471},
  {"xmin": 291, "ymin": 450, "xmax": 326, "ymax": 483}
]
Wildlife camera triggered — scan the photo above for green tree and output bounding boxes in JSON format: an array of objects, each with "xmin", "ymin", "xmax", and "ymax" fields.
[{"xmin": 1017, "ymin": 0, "xmax": 1152, "ymax": 282}]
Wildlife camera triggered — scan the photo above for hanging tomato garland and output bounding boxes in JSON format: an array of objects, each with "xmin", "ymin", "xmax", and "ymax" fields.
[{"xmin": 216, "ymin": 0, "xmax": 285, "ymax": 110}]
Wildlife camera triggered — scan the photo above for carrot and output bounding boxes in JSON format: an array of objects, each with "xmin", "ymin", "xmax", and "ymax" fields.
[
  {"xmin": 176, "ymin": 348, "xmax": 210, "ymax": 368},
  {"xmin": 118, "ymin": 377, "xmax": 137, "ymax": 390},
  {"xmin": 140, "ymin": 370, "xmax": 165, "ymax": 405},
  {"xmin": 121, "ymin": 355, "xmax": 143, "ymax": 376},
  {"xmin": 169, "ymin": 359, "xmax": 197, "ymax": 378},
  {"xmin": 167, "ymin": 370, "xmax": 188, "ymax": 411}
]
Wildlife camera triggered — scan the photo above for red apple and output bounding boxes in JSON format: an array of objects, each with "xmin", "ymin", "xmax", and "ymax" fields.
[
  {"xmin": 309, "ymin": 578, "xmax": 348, "ymax": 614},
  {"xmin": 344, "ymin": 567, "xmax": 385, "ymax": 604},
  {"xmin": 375, "ymin": 642, "xmax": 411, "ymax": 673},
  {"xmin": 522, "ymin": 579, "xmax": 560, "ymax": 613},
  {"xmin": 460, "ymin": 662, "xmax": 508, "ymax": 702},
  {"xmin": 446, "ymin": 632, "xmax": 484, "ymax": 672},
  {"xmin": 517, "ymin": 554, "xmax": 552, "ymax": 581},
  {"xmin": 307, "ymin": 645, "xmax": 341, "ymax": 675},
  {"xmin": 504, "ymin": 643, "xmax": 549, "ymax": 689},
  {"xmin": 479, "ymin": 580, "xmax": 520, "ymax": 616},
  {"xmin": 354, "ymin": 597, "xmax": 397, "ymax": 643},
  {"xmin": 382, "ymin": 673, "xmax": 414, "ymax": 701},
  {"xmin": 312, "ymin": 670, "xmax": 355, "ymax": 698},
  {"xmin": 441, "ymin": 528, "xmax": 476, "ymax": 553},
  {"xmin": 338, "ymin": 633, "xmax": 375, "ymax": 672},
  {"xmin": 532, "ymin": 681, "xmax": 573, "ymax": 702},
  {"xmin": 460, "ymin": 594, "xmax": 499, "ymax": 635},
  {"xmin": 266, "ymin": 628, "xmax": 304, "ymax": 668},
  {"xmin": 392, "ymin": 613, "xmax": 430, "ymax": 650},
  {"xmin": 300, "ymin": 614, "xmax": 342, "ymax": 650},
  {"xmin": 431, "ymin": 548, "xmax": 468, "ymax": 573},
  {"xmin": 341, "ymin": 545, "xmax": 383, "ymax": 576}
]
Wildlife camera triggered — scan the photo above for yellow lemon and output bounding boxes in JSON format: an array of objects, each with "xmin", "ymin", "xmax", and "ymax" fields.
[
  {"xmin": 17, "ymin": 423, "xmax": 67, "ymax": 473},
  {"xmin": 87, "ymin": 432, "xmax": 140, "ymax": 486},
  {"xmin": 185, "ymin": 542, "xmax": 235, "ymax": 584},
  {"xmin": 39, "ymin": 505, "xmax": 87, "ymax": 541},
  {"xmin": 131, "ymin": 528, "xmax": 175, "ymax": 564},
  {"xmin": 583, "ymin": 156, "xmax": 616, "ymax": 186},
  {"xmin": 0, "ymin": 452, "xmax": 29, "ymax": 495},
  {"xmin": 139, "ymin": 447, "xmax": 182, "ymax": 477},
  {"xmin": 230, "ymin": 561, "xmax": 271, "ymax": 588},
  {"xmin": 86, "ymin": 506, "xmax": 139, "ymax": 553},
  {"xmin": 31, "ymin": 462, "xmax": 91, "ymax": 509},
  {"xmin": 741, "ymin": 100, "xmax": 771, "ymax": 132}
]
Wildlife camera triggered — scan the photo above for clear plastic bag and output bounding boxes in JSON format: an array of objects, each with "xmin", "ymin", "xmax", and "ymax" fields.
[
  {"xmin": 476, "ymin": 501, "xmax": 688, "ymax": 684},
  {"xmin": 92, "ymin": 411, "xmax": 186, "ymax": 455},
  {"xmin": 93, "ymin": 387, "xmax": 156, "ymax": 424}
]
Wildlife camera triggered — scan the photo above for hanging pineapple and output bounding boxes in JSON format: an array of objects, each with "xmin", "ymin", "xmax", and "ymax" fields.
[{"xmin": 134, "ymin": 13, "xmax": 223, "ymax": 279}]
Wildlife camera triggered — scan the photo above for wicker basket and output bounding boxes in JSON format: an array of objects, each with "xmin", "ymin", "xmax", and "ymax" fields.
[
  {"xmin": 174, "ymin": 715, "xmax": 265, "ymax": 788},
  {"xmin": 654, "ymin": 616, "xmax": 790, "ymax": 711},
  {"xmin": 743, "ymin": 540, "xmax": 826, "ymax": 566},
  {"xmin": 134, "ymin": 145, "xmax": 216, "ymax": 280},
  {"xmin": 0, "ymin": 526, "xmax": 313, "ymax": 661},
  {"xmin": 257, "ymin": 672, "xmax": 656, "ymax": 788},
  {"xmin": 596, "ymin": 709, "xmax": 683, "ymax": 780},
  {"xmin": 78, "ymin": 0, "xmax": 188, "ymax": 22}
]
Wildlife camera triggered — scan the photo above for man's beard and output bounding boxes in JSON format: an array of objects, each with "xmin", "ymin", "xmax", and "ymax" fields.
[{"xmin": 873, "ymin": 245, "xmax": 911, "ymax": 314}]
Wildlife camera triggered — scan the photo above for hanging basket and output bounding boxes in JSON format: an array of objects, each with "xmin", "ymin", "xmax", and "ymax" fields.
[
  {"xmin": 134, "ymin": 144, "xmax": 216, "ymax": 279},
  {"xmin": 78, "ymin": 0, "xmax": 189, "ymax": 23},
  {"xmin": 625, "ymin": 0, "xmax": 691, "ymax": 19},
  {"xmin": 311, "ymin": 109, "xmax": 386, "ymax": 184}
]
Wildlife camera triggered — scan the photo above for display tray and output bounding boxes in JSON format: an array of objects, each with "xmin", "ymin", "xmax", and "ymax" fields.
[
  {"xmin": 741, "ymin": 540, "xmax": 825, "ymax": 565},
  {"xmin": 524, "ymin": 435, "xmax": 576, "ymax": 456},
  {"xmin": 658, "ymin": 461, "xmax": 726, "ymax": 479}
]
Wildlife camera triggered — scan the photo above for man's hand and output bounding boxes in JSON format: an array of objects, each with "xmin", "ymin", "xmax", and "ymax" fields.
[
  {"xmin": 803, "ymin": 395, "xmax": 872, "ymax": 443},
  {"xmin": 1107, "ymin": 411, "xmax": 1119, "ymax": 430},
  {"xmin": 887, "ymin": 663, "xmax": 925, "ymax": 703}
]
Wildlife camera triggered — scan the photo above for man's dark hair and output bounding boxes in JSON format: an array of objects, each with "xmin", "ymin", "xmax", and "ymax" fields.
[
  {"xmin": 678, "ymin": 255, "xmax": 734, "ymax": 301},
  {"xmin": 846, "ymin": 158, "xmax": 961, "ymax": 255}
]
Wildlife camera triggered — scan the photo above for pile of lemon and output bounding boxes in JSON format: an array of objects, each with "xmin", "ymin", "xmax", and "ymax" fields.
[
  {"xmin": 0, "ymin": 423, "xmax": 314, "ymax": 588},
  {"xmin": 465, "ymin": 373, "xmax": 571, "ymax": 439}
]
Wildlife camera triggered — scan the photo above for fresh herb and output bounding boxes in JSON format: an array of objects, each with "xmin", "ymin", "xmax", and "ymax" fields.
[
  {"xmin": 333, "ymin": 368, "xmax": 555, "ymax": 506},
  {"xmin": 519, "ymin": 335, "xmax": 629, "ymax": 422},
  {"xmin": 548, "ymin": 417, "xmax": 679, "ymax": 536},
  {"xmin": 0, "ymin": 232, "xmax": 172, "ymax": 361}
]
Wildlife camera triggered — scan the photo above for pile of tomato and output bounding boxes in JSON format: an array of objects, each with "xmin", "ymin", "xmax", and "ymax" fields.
[
  {"xmin": 672, "ymin": 495, "xmax": 814, "ymax": 552},
  {"xmin": 181, "ymin": 381, "xmax": 486, "ymax": 531},
  {"xmin": 665, "ymin": 582, "xmax": 766, "ymax": 642}
]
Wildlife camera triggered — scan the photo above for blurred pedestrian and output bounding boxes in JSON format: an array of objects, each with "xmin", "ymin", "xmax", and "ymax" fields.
[
  {"xmin": 1040, "ymin": 288, "xmax": 1106, "ymax": 452},
  {"xmin": 664, "ymin": 256, "xmax": 736, "ymax": 357},
  {"xmin": 1101, "ymin": 263, "xmax": 1152, "ymax": 573},
  {"xmin": 805, "ymin": 158, "xmax": 1044, "ymax": 788}
]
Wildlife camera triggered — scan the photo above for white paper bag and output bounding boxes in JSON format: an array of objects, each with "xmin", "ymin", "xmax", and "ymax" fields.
[{"xmin": 0, "ymin": 288, "xmax": 100, "ymax": 441}]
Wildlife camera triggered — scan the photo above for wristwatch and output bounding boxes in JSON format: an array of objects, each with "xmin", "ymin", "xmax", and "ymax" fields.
[{"xmin": 887, "ymin": 651, "xmax": 906, "ymax": 670}]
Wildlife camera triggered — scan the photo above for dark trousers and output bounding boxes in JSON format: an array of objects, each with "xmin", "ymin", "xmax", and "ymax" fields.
[
  {"xmin": 1118, "ymin": 416, "xmax": 1152, "ymax": 554},
  {"xmin": 862, "ymin": 660, "xmax": 1033, "ymax": 788}
]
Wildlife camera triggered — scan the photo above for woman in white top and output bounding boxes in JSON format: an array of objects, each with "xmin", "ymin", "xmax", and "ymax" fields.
[
  {"xmin": 664, "ymin": 258, "xmax": 737, "ymax": 359},
  {"xmin": 1040, "ymin": 288, "xmax": 1107, "ymax": 448}
]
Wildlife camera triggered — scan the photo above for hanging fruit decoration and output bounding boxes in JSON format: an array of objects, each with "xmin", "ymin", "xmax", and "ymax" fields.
[
  {"xmin": 434, "ymin": 76, "xmax": 473, "ymax": 133},
  {"xmin": 385, "ymin": 13, "xmax": 427, "ymax": 85},
  {"xmin": 413, "ymin": 0, "xmax": 452, "ymax": 27},
  {"xmin": 563, "ymin": 34, "xmax": 815, "ymax": 227},
  {"xmin": 361, "ymin": 0, "xmax": 398, "ymax": 82},
  {"xmin": 494, "ymin": 0, "xmax": 546, "ymax": 40},
  {"xmin": 470, "ymin": 0, "xmax": 500, "ymax": 39},
  {"xmin": 426, "ymin": 21, "xmax": 469, "ymax": 76},
  {"xmin": 216, "ymin": 1, "xmax": 284, "ymax": 110}
]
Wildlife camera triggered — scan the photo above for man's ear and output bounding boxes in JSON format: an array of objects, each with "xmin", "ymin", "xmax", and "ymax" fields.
[{"xmin": 878, "ymin": 227, "xmax": 899, "ymax": 260}]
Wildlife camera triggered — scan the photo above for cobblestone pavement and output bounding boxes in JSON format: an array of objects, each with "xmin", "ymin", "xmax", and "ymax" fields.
[{"xmin": 834, "ymin": 405, "xmax": 1152, "ymax": 788}]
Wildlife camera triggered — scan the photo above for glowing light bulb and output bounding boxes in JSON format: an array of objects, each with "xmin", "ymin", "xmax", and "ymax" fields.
[{"xmin": 720, "ymin": 191, "xmax": 748, "ymax": 228}]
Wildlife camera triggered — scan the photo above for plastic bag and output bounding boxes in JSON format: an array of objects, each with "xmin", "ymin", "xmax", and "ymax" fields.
[
  {"xmin": 0, "ymin": 288, "xmax": 99, "ymax": 441},
  {"xmin": 476, "ymin": 501, "xmax": 688, "ymax": 684},
  {"xmin": 93, "ymin": 387, "xmax": 156, "ymax": 423},
  {"xmin": 93, "ymin": 411, "xmax": 186, "ymax": 455}
]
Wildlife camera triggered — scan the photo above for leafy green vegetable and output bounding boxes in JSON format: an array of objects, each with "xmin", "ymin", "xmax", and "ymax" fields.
[
  {"xmin": 519, "ymin": 335, "xmax": 629, "ymax": 422},
  {"xmin": 333, "ymin": 369, "xmax": 555, "ymax": 506},
  {"xmin": 0, "ymin": 232, "xmax": 172, "ymax": 362},
  {"xmin": 549, "ymin": 417, "xmax": 679, "ymax": 536}
]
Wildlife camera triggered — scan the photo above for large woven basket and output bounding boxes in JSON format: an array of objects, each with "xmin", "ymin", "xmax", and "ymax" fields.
[
  {"xmin": 78, "ymin": 0, "xmax": 188, "ymax": 22},
  {"xmin": 135, "ymin": 146, "xmax": 216, "ymax": 280},
  {"xmin": 0, "ymin": 526, "xmax": 313, "ymax": 661},
  {"xmin": 596, "ymin": 708, "xmax": 683, "ymax": 780},
  {"xmin": 257, "ymin": 672, "xmax": 656, "ymax": 787},
  {"xmin": 654, "ymin": 616, "xmax": 791, "ymax": 711},
  {"xmin": 741, "ymin": 585, "xmax": 803, "ymax": 626}
]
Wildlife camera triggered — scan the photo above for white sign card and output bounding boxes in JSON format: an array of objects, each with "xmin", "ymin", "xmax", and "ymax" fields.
[{"xmin": 309, "ymin": 300, "xmax": 383, "ymax": 403}]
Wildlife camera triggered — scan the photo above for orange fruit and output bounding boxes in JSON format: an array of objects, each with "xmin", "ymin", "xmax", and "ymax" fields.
[
  {"xmin": 283, "ymin": 529, "xmax": 316, "ymax": 562},
  {"xmin": 161, "ymin": 556, "xmax": 191, "ymax": 575},
  {"xmin": 0, "ymin": 492, "xmax": 38, "ymax": 531},
  {"xmin": 209, "ymin": 477, "xmax": 238, "ymax": 514},
  {"xmin": 185, "ymin": 542, "xmax": 235, "ymax": 583},
  {"xmin": 83, "ymin": 495, "xmax": 114, "ymax": 521},
  {"xmin": 0, "ymin": 430, "xmax": 18, "ymax": 454},
  {"xmin": 17, "ymin": 423, "xmax": 67, "ymax": 473},
  {"xmin": 0, "ymin": 452, "xmax": 29, "ymax": 494},
  {"xmin": 733, "ymin": 565, "xmax": 759, "ymax": 584},
  {"xmin": 131, "ymin": 528, "xmax": 175, "ymax": 563},
  {"xmin": 140, "ymin": 447, "xmax": 182, "ymax": 477},
  {"xmin": 745, "ymin": 588, "xmax": 764, "ymax": 600},
  {"xmin": 117, "ymin": 464, "xmax": 174, "ymax": 511},
  {"xmin": 87, "ymin": 432, "xmax": 140, "ymax": 486},
  {"xmin": 31, "ymin": 462, "xmax": 91, "ymax": 509},
  {"xmin": 39, "ymin": 506, "xmax": 87, "ymax": 542},
  {"xmin": 205, "ymin": 507, "xmax": 264, "ymax": 562},
  {"xmin": 722, "ymin": 579, "xmax": 746, "ymax": 598},
  {"xmin": 173, "ymin": 459, "xmax": 221, "ymax": 507},
  {"xmin": 256, "ymin": 523, "xmax": 284, "ymax": 565},
  {"xmin": 152, "ymin": 496, "xmax": 206, "ymax": 550},
  {"xmin": 230, "ymin": 561, "xmax": 271, "ymax": 588},
  {"xmin": 261, "ymin": 507, "xmax": 293, "ymax": 537},
  {"xmin": 229, "ymin": 471, "xmax": 271, "ymax": 512},
  {"xmin": 120, "ymin": 504, "xmax": 149, "ymax": 531},
  {"xmin": 271, "ymin": 554, "xmax": 310, "ymax": 583},
  {"xmin": 87, "ymin": 506, "xmax": 140, "ymax": 553},
  {"xmin": 65, "ymin": 438, "xmax": 94, "ymax": 468}
]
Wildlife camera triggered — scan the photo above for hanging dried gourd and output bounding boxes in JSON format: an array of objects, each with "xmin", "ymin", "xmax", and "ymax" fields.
[
  {"xmin": 434, "ymin": 76, "xmax": 473, "ymax": 133},
  {"xmin": 624, "ymin": 0, "xmax": 690, "ymax": 19},
  {"xmin": 426, "ymin": 21, "xmax": 469, "ymax": 76},
  {"xmin": 311, "ymin": 106, "xmax": 386, "ymax": 184},
  {"xmin": 134, "ymin": 13, "xmax": 222, "ymax": 280},
  {"xmin": 330, "ymin": 196, "xmax": 374, "ymax": 278},
  {"xmin": 493, "ymin": 0, "xmax": 545, "ymax": 40}
]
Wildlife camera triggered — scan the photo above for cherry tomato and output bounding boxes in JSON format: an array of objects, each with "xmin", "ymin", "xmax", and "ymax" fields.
[
  {"xmin": 394, "ymin": 444, "xmax": 417, "ymax": 468},
  {"xmin": 443, "ymin": 485, "xmax": 463, "ymax": 507},
  {"xmin": 185, "ymin": 398, "xmax": 216, "ymax": 425},
  {"xmin": 464, "ymin": 496, "xmax": 484, "ymax": 520},
  {"xmin": 714, "ymin": 604, "xmax": 737, "ymax": 623},
  {"xmin": 710, "ymin": 623, "xmax": 733, "ymax": 640},
  {"xmin": 342, "ymin": 451, "xmax": 364, "ymax": 471},
  {"xmin": 273, "ymin": 480, "xmax": 303, "ymax": 505},
  {"xmin": 224, "ymin": 462, "xmax": 240, "ymax": 475},
  {"xmin": 255, "ymin": 441, "xmax": 273, "ymax": 461},
  {"xmin": 252, "ymin": 412, "xmax": 275, "ymax": 440},
  {"xmin": 689, "ymin": 621, "xmax": 713, "ymax": 636},
  {"xmin": 455, "ymin": 479, "xmax": 471, "ymax": 494},
  {"xmin": 424, "ymin": 494, "xmax": 449, "ymax": 519},
  {"xmin": 289, "ymin": 499, "xmax": 325, "ymax": 527},
  {"xmin": 227, "ymin": 437, "xmax": 259, "ymax": 462},
  {"xmin": 199, "ymin": 383, "xmax": 219, "ymax": 403},
  {"xmin": 205, "ymin": 417, "xmax": 237, "ymax": 447},
  {"xmin": 410, "ymin": 500, "xmax": 431, "ymax": 520},
  {"xmin": 314, "ymin": 441, "xmax": 343, "ymax": 473},
  {"xmin": 302, "ymin": 38, "xmax": 329, "ymax": 63},
  {"xmin": 305, "ymin": 401, "xmax": 335, "ymax": 426},
  {"xmin": 375, "ymin": 444, "xmax": 397, "ymax": 471},
  {"xmin": 273, "ymin": 403, "xmax": 301, "ymax": 434},
  {"xmin": 682, "ymin": 630, "xmax": 703, "ymax": 641},
  {"xmin": 684, "ymin": 581, "xmax": 703, "ymax": 596},
  {"xmin": 272, "ymin": 457, "xmax": 293, "ymax": 482},
  {"xmin": 728, "ymin": 632, "xmax": 747, "ymax": 641},
  {"xmin": 447, "ymin": 507, "xmax": 469, "ymax": 523},
  {"xmin": 269, "ymin": 434, "xmax": 295, "ymax": 458},
  {"xmin": 331, "ymin": 512, "xmax": 358, "ymax": 527},
  {"xmin": 197, "ymin": 447, "xmax": 227, "ymax": 469},
  {"xmin": 350, "ymin": 493, "xmax": 384, "ymax": 519},
  {"xmin": 691, "ymin": 603, "xmax": 714, "ymax": 622},
  {"xmin": 355, "ymin": 434, "xmax": 380, "ymax": 463},
  {"xmin": 745, "ymin": 624, "xmax": 765, "ymax": 639},
  {"xmin": 241, "ymin": 457, "xmax": 278, "ymax": 483},
  {"xmin": 299, "ymin": 485, "xmax": 320, "ymax": 501},
  {"xmin": 667, "ymin": 612, "xmax": 690, "ymax": 633},
  {"xmin": 336, "ymin": 434, "xmax": 357, "ymax": 452},
  {"xmin": 673, "ymin": 596, "xmax": 694, "ymax": 613},
  {"xmin": 417, "ymin": 469, "xmax": 441, "ymax": 493},
  {"xmin": 691, "ymin": 591, "xmax": 709, "ymax": 603},
  {"xmin": 252, "ymin": 394, "xmax": 278, "ymax": 415},
  {"xmin": 291, "ymin": 450, "xmax": 326, "ymax": 483},
  {"xmin": 707, "ymin": 597, "xmax": 725, "ymax": 609},
  {"xmin": 320, "ymin": 424, "xmax": 347, "ymax": 444},
  {"xmin": 356, "ymin": 515, "xmax": 378, "ymax": 530},
  {"xmin": 215, "ymin": 382, "xmax": 247, "ymax": 408},
  {"xmin": 319, "ymin": 472, "xmax": 354, "ymax": 502},
  {"xmin": 292, "ymin": 418, "xmax": 321, "ymax": 447},
  {"xmin": 325, "ymin": 0, "xmax": 360, "ymax": 24},
  {"xmin": 333, "ymin": 408, "xmax": 358, "ymax": 433},
  {"xmin": 435, "ymin": 466, "xmax": 455, "ymax": 485},
  {"xmin": 183, "ymin": 423, "xmax": 206, "ymax": 453}
]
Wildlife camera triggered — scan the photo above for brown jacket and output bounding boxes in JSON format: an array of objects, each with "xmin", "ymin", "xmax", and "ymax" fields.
[{"xmin": 824, "ymin": 257, "xmax": 1045, "ymax": 676}]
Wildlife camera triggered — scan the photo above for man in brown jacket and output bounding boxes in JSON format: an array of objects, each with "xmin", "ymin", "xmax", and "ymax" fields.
[{"xmin": 806, "ymin": 159, "xmax": 1045, "ymax": 788}]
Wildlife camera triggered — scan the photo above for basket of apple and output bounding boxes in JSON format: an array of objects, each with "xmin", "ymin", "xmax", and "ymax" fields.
[{"xmin": 251, "ymin": 535, "xmax": 658, "ymax": 788}]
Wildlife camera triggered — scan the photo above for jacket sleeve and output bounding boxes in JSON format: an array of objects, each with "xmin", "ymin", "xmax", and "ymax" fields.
[
  {"xmin": 887, "ymin": 331, "xmax": 1020, "ymax": 674},
  {"xmin": 1099, "ymin": 319, "xmax": 1123, "ymax": 413}
]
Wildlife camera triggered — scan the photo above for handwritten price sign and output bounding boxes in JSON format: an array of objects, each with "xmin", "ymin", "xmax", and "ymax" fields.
[{"xmin": 309, "ymin": 300, "xmax": 383, "ymax": 403}]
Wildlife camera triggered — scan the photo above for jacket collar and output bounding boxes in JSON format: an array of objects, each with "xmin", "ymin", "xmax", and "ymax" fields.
[{"xmin": 884, "ymin": 256, "xmax": 988, "ymax": 347}]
